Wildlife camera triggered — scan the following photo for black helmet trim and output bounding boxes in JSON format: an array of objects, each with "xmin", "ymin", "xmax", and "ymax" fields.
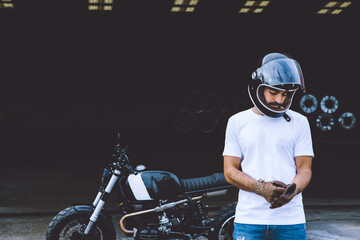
[
  {"xmin": 248, "ymin": 84, "xmax": 279, "ymax": 118},
  {"xmin": 256, "ymin": 84, "xmax": 297, "ymax": 114},
  {"xmin": 248, "ymin": 84, "xmax": 297, "ymax": 118}
]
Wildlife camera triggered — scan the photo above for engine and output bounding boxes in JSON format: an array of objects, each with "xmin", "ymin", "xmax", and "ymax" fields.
[{"xmin": 134, "ymin": 213, "xmax": 188, "ymax": 240}]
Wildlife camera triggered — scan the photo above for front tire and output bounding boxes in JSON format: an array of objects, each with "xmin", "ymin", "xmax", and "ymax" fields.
[
  {"xmin": 208, "ymin": 202, "xmax": 236, "ymax": 240},
  {"xmin": 45, "ymin": 206, "xmax": 116, "ymax": 240}
]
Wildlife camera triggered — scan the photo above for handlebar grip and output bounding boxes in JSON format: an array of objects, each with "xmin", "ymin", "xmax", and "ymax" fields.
[{"xmin": 125, "ymin": 164, "xmax": 137, "ymax": 175}]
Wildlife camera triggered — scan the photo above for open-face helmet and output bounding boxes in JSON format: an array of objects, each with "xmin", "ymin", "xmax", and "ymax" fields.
[{"xmin": 248, "ymin": 53, "xmax": 305, "ymax": 118}]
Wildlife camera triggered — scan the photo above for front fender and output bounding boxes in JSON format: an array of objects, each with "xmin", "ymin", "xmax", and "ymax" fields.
[{"xmin": 73, "ymin": 204, "xmax": 113, "ymax": 223}]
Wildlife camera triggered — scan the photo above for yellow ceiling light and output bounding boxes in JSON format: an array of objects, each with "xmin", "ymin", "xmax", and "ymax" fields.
[
  {"xmin": 340, "ymin": 2, "xmax": 351, "ymax": 7},
  {"xmin": 103, "ymin": 5, "xmax": 112, "ymax": 10},
  {"xmin": 317, "ymin": 1, "xmax": 352, "ymax": 14},
  {"xmin": 88, "ymin": 5, "xmax": 99, "ymax": 10},
  {"xmin": 331, "ymin": 9, "xmax": 343, "ymax": 14},
  {"xmin": 325, "ymin": 1, "xmax": 339, "ymax": 7},
  {"xmin": 0, "ymin": 0, "xmax": 14, "ymax": 9},
  {"xmin": 317, "ymin": 9, "xmax": 329, "ymax": 14},
  {"xmin": 253, "ymin": 8, "xmax": 264, "ymax": 13},
  {"xmin": 239, "ymin": 8, "xmax": 250, "ymax": 13},
  {"xmin": 174, "ymin": 0, "xmax": 185, "ymax": 5},
  {"xmin": 88, "ymin": 0, "xmax": 113, "ymax": 11},
  {"xmin": 88, "ymin": 0, "xmax": 112, "ymax": 3},
  {"xmin": 239, "ymin": 0, "xmax": 270, "ymax": 14},
  {"xmin": 171, "ymin": 0, "xmax": 198, "ymax": 13},
  {"xmin": 188, "ymin": 0, "xmax": 199, "ymax": 6},
  {"xmin": 244, "ymin": 1, "xmax": 256, "ymax": 7},
  {"xmin": 171, "ymin": 6, "xmax": 182, "ymax": 12},
  {"xmin": 259, "ymin": 1, "xmax": 270, "ymax": 7},
  {"xmin": 2, "ymin": 3, "xmax": 13, "ymax": 8}
]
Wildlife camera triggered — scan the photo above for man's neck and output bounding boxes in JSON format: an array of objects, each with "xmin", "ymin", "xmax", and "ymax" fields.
[{"xmin": 251, "ymin": 107, "xmax": 263, "ymax": 116}]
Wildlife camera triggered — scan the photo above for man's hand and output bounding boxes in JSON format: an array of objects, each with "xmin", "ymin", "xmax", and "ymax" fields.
[
  {"xmin": 253, "ymin": 179, "xmax": 287, "ymax": 204},
  {"xmin": 270, "ymin": 183, "xmax": 297, "ymax": 209}
]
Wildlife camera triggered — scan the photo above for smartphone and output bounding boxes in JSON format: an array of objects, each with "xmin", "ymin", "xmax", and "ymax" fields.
[{"xmin": 284, "ymin": 183, "xmax": 296, "ymax": 197}]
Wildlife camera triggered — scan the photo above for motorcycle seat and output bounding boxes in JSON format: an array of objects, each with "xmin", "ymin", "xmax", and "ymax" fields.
[{"xmin": 180, "ymin": 173, "xmax": 232, "ymax": 194}]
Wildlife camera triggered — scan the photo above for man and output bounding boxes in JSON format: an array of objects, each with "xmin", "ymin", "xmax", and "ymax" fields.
[{"xmin": 223, "ymin": 53, "xmax": 314, "ymax": 240}]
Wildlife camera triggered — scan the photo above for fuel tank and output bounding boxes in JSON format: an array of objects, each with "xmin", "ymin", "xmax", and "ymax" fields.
[{"xmin": 123, "ymin": 171, "xmax": 184, "ymax": 201}]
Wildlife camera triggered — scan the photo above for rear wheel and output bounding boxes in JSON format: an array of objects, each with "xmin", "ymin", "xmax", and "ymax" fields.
[
  {"xmin": 45, "ymin": 206, "xmax": 116, "ymax": 240},
  {"xmin": 208, "ymin": 202, "xmax": 236, "ymax": 240}
]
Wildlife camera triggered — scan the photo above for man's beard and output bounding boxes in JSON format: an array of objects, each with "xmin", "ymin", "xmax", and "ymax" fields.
[{"xmin": 266, "ymin": 101, "xmax": 284, "ymax": 110}]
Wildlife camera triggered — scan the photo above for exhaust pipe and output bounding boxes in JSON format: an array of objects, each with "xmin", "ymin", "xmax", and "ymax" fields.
[{"xmin": 119, "ymin": 195, "xmax": 203, "ymax": 234}]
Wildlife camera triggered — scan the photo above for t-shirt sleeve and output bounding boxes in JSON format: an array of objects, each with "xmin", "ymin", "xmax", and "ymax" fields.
[
  {"xmin": 294, "ymin": 116, "xmax": 314, "ymax": 157},
  {"xmin": 223, "ymin": 116, "xmax": 243, "ymax": 158}
]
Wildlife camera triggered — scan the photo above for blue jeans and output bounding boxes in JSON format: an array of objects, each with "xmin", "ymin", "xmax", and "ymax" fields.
[{"xmin": 233, "ymin": 222, "xmax": 306, "ymax": 240}]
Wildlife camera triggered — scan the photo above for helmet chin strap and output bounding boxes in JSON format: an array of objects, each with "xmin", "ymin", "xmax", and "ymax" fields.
[
  {"xmin": 265, "ymin": 99, "xmax": 291, "ymax": 122},
  {"xmin": 283, "ymin": 112, "xmax": 291, "ymax": 122}
]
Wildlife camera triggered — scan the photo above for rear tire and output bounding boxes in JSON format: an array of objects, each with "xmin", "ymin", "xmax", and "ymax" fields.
[
  {"xmin": 45, "ymin": 206, "xmax": 116, "ymax": 240},
  {"xmin": 208, "ymin": 202, "xmax": 236, "ymax": 240}
]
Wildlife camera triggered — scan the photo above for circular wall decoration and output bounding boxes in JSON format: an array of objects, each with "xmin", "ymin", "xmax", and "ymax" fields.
[
  {"xmin": 316, "ymin": 113, "xmax": 335, "ymax": 132},
  {"xmin": 338, "ymin": 112, "xmax": 356, "ymax": 130},
  {"xmin": 184, "ymin": 91, "xmax": 207, "ymax": 113},
  {"xmin": 207, "ymin": 91, "xmax": 228, "ymax": 113},
  {"xmin": 300, "ymin": 94, "xmax": 318, "ymax": 114},
  {"xmin": 194, "ymin": 110, "xmax": 217, "ymax": 134},
  {"xmin": 172, "ymin": 109, "xmax": 194, "ymax": 133},
  {"xmin": 320, "ymin": 95, "xmax": 338, "ymax": 114}
]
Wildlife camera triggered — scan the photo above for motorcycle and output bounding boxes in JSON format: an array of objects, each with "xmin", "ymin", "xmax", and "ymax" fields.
[{"xmin": 45, "ymin": 133, "xmax": 236, "ymax": 240}]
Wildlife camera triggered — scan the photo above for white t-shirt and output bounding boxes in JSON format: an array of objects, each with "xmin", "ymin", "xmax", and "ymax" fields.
[{"xmin": 223, "ymin": 108, "xmax": 314, "ymax": 225}]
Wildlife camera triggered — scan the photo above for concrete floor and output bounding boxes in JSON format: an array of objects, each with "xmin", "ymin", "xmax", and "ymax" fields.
[
  {"xmin": 1, "ymin": 164, "xmax": 360, "ymax": 239},
  {"xmin": 1, "ymin": 207, "xmax": 360, "ymax": 239}
]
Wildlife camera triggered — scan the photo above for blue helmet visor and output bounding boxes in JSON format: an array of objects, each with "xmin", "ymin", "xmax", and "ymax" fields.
[{"xmin": 256, "ymin": 59, "xmax": 305, "ymax": 89}]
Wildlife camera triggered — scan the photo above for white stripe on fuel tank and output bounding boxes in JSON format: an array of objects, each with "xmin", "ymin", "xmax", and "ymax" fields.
[{"xmin": 128, "ymin": 173, "xmax": 153, "ymax": 201}]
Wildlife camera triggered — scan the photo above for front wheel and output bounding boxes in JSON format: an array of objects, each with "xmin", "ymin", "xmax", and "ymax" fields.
[
  {"xmin": 45, "ymin": 205, "xmax": 116, "ymax": 240},
  {"xmin": 208, "ymin": 201, "xmax": 236, "ymax": 240}
]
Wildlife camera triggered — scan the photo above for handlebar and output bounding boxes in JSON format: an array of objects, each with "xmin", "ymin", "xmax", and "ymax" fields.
[
  {"xmin": 113, "ymin": 145, "xmax": 129, "ymax": 160},
  {"xmin": 124, "ymin": 163, "xmax": 137, "ymax": 175},
  {"xmin": 112, "ymin": 133, "xmax": 136, "ymax": 174}
]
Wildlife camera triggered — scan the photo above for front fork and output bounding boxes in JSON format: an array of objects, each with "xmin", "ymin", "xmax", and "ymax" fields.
[{"xmin": 83, "ymin": 169, "xmax": 120, "ymax": 235}]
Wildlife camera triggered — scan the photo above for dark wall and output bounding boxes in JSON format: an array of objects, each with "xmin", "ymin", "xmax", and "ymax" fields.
[{"xmin": 0, "ymin": 1, "xmax": 359, "ymax": 197}]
